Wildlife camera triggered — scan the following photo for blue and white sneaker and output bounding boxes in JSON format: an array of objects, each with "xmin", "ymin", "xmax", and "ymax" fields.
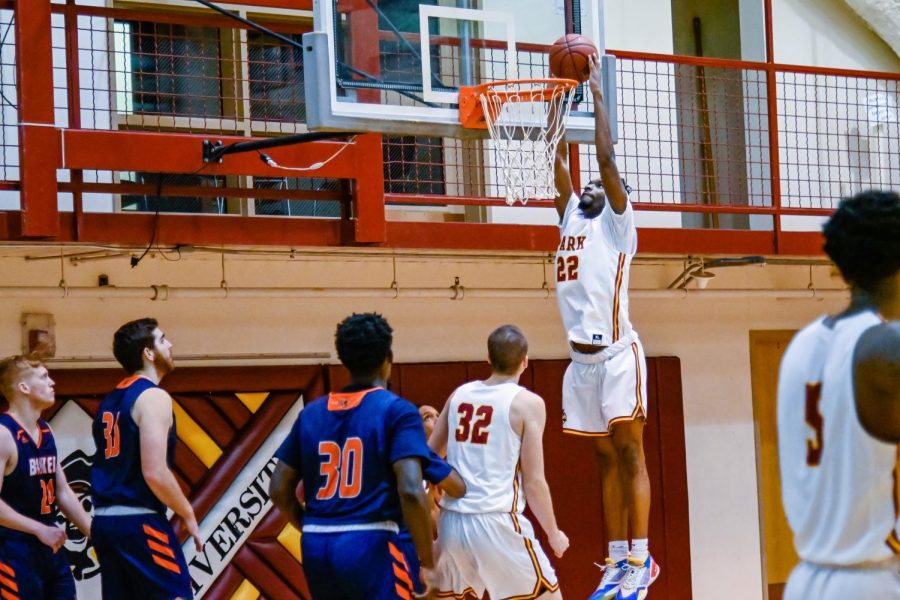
[
  {"xmin": 588, "ymin": 558, "xmax": 630, "ymax": 600},
  {"xmin": 616, "ymin": 555, "xmax": 660, "ymax": 600}
]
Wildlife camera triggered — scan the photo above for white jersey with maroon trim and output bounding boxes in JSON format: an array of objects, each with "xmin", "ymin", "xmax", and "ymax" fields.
[
  {"xmin": 556, "ymin": 193, "xmax": 637, "ymax": 347},
  {"xmin": 440, "ymin": 381, "xmax": 525, "ymax": 515},
  {"xmin": 777, "ymin": 310, "xmax": 900, "ymax": 566}
]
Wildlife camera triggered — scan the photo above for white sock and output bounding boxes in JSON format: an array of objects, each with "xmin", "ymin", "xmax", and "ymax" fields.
[
  {"xmin": 631, "ymin": 538, "xmax": 649, "ymax": 562},
  {"xmin": 609, "ymin": 540, "xmax": 629, "ymax": 562}
]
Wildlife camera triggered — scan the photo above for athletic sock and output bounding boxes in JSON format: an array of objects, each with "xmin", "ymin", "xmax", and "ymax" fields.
[
  {"xmin": 630, "ymin": 538, "xmax": 649, "ymax": 562},
  {"xmin": 609, "ymin": 540, "xmax": 629, "ymax": 562}
]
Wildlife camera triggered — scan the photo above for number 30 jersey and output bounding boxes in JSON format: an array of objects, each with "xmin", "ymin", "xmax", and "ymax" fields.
[
  {"xmin": 556, "ymin": 193, "xmax": 637, "ymax": 347},
  {"xmin": 777, "ymin": 310, "xmax": 900, "ymax": 566},
  {"xmin": 275, "ymin": 387, "xmax": 431, "ymax": 527},
  {"xmin": 441, "ymin": 381, "xmax": 526, "ymax": 515}
]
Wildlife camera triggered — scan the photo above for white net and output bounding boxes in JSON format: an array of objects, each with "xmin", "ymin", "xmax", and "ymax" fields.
[{"xmin": 479, "ymin": 80, "xmax": 576, "ymax": 205}]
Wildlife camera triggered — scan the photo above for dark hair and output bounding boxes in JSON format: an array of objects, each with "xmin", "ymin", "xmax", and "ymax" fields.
[
  {"xmin": 823, "ymin": 190, "xmax": 900, "ymax": 291},
  {"xmin": 335, "ymin": 313, "xmax": 393, "ymax": 376},
  {"xmin": 488, "ymin": 325, "xmax": 528, "ymax": 374},
  {"xmin": 113, "ymin": 318, "xmax": 159, "ymax": 374},
  {"xmin": 0, "ymin": 355, "xmax": 42, "ymax": 401}
]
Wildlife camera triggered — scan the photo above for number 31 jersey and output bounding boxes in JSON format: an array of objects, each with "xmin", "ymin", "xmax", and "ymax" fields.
[
  {"xmin": 777, "ymin": 310, "xmax": 899, "ymax": 566},
  {"xmin": 275, "ymin": 387, "xmax": 431, "ymax": 527},
  {"xmin": 441, "ymin": 381, "xmax": 526, "ymax": 515},
  {"xmin": 556, "ymin": 193, "xmax": 637, "ymax": 347}
]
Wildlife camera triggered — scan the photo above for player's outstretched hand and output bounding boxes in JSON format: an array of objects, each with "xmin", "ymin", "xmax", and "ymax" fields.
[
  {"xmin": 548, "ymin": 529, "xmax": 570, "ymax": 558},
  {"xmin": 415, "ymin": 565, "xmax": 438, "ymax": 600},
  {"xmin": 37, "ymin": 524, "xmax": 67, "ymax": 553},
  {"xmin": 588, "ymin": 54, "xmax": 602, "ymax": 97},
  {"xmin": 186, "ymin": 515, "xmax": 204, "ymax": 552}
]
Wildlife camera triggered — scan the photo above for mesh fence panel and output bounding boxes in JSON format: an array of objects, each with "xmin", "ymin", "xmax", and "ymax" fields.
[{"xmin": 777, "ymin": 71, "xmax": 900, "ymax": 210}]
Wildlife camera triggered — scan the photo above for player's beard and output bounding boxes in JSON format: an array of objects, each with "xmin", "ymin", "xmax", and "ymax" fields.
[{"xmin": 154, "ymin": 348, "xmax": 175, "ymax": 376}]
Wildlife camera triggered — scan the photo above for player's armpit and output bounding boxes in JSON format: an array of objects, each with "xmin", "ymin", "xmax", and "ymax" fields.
[
  {"xmin": 853, "ymin": 322, "xmax": 900, "ymax": 443},
  {"xmin": 269, "ymin": 460, "xmax": 304, "ymax": 531}
]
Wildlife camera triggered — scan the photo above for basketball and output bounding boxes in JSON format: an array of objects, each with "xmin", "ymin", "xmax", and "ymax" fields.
[{"xmin": 549, "ymin": 34, "xmax": 597, "ymax": 82}]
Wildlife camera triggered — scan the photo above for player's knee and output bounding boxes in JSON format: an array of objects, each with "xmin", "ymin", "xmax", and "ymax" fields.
[
  {"xmin": 615, "ymin": 440, "xmax": 643, "ymax": 475},
  {"xmin": 593, "ymin": 443, "xmax": 617, "ymax": 468}
]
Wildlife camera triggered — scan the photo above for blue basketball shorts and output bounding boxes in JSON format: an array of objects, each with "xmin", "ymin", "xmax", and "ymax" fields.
[
  {"xmin": 301, "ymin": 527, "xmax": 416, "ymax": 599},
  {"xmin": 0, "ymin": 532, "xmax": 76, "ymax": 600},
  {"xmin": 92, "ymin": 513, "xmax": 192, "ymax": 600}
]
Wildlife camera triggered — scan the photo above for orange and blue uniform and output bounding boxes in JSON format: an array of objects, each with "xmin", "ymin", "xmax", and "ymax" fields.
[
  {"xmin": 90, "ymin": 376, "xmax": 191, "ymax": 600},
  {"xmin": 275, "ymin": 386, "xmax": 433, "ymax": 600},
  {"xmin": 0, "ymin": 414, "xmax": 75, "ymax": 600}
]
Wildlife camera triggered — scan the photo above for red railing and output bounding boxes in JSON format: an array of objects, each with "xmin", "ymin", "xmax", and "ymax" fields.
[{"xmin": 1, "ymin": 0, "xmax": 898, "ymax": 255}]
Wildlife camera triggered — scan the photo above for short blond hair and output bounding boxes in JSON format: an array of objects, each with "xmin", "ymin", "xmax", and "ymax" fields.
[{"xmin": 0, "ymin": 355, "xmax": 42, "ymax": 401}]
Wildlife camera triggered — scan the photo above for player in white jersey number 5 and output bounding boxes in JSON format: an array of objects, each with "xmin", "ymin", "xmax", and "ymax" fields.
[
  {"xmin": 777, "ymin": 190, "xmax": 900, "ymax": 600},
  {"xmin": 552, "ymin": 55, "xmax": 657, "ymax": 600},
  {"xmin": 429, "ymin": 325, "xmax": 569, "ymax": 600}
]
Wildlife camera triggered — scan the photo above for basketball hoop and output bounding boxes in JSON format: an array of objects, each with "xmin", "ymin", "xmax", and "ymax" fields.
[{"xmin": 459, "ymin": 78, "xmax": 578, "ymax": 205}]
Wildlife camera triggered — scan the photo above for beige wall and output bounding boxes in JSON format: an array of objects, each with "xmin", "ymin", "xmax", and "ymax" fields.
[{"xmin": 0, "ymin": 246, "xmax": 848, "ymax": 600}]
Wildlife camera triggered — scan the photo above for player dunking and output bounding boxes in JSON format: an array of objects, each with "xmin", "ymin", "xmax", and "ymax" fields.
[
  {"xmin": 552, "ymin": 54, "xmax": 657, "ymax": 600},
  {"xmin": 0, "ymin": 356, "xmax": 91, "ymax": 599},
  {"xmin": 429, "ymin": 325, "xmax": 569, "ymax": 600},
  {"xmin": 91, "ymin": 319, "xmax": 202, "ymax": 600},
  {"xmin": 270, "ymin": 313, "xmax": 441, "ymax": 599},
  {"xmin": 777, "ymin": 190, "xmax": 900, "ymax": 599}
]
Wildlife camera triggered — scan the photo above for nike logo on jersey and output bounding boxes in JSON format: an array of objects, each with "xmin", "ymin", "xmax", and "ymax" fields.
[
  {"xmin": 558, "ymin": 236, "xmax": 586, "ymax": 252},
  {"xmin": 29, "ymin": 455, "xmax": 57, "ymax": 476}
]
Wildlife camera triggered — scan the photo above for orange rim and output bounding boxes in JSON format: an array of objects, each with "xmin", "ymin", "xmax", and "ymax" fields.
[{"xmin": 459, "ymin": 78, "xmax": 578, "ymax": 129}]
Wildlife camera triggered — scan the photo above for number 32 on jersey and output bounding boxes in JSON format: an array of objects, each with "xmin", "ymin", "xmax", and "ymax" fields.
[{"xmin": 456, "ymin": 403, "xmax": 494, "ymax": 444}]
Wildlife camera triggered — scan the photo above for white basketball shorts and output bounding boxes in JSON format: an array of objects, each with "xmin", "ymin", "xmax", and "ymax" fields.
[
  {"xmin": 783, "ymin": 560, "xmax": 900, "ymax": 600},
  {"xmin": 433, "ymin": 510, "xmax": 558, "ymax": 600},
  {"xmin": 562, "ymin": 338, "xmax": 647, "ymax": 436}
]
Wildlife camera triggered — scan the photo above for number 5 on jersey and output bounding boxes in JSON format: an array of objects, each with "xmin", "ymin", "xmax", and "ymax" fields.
[{"xmin": 317, "ymin": 437, "xmax": 363, "ymax": 500}]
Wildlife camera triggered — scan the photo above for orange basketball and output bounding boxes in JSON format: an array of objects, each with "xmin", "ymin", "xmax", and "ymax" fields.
[{"xmin": 549, "ymin": 34, "xmax": 597, "ymax": 83}]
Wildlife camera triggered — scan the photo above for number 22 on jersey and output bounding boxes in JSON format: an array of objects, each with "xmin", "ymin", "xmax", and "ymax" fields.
[{"xmin": 317, "ymin": 437, "xmax": 363, "ymax": 500}]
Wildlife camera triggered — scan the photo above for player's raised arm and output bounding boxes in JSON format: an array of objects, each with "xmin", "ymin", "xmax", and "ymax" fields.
[
  {"xmin": 54, "ymin": 462, "xmax": 91, "ymax": 539},
  {"xmin": 512, "ymin": 390, "xmax": 569, "ymax": 558},
  {"xmin": 588, "ymin": 54, "xmax": 628, "ymax": 215},
  {"xmin": 552, "ymin": 105, "xmax": 575, "ymax": 220},
  {"xmin": 134, "ymin": 388, "xmax": 202, "ymax": 551},
  {"xmin": 853, "ymin": 322, "xmax": 900, "ymax": 443}
]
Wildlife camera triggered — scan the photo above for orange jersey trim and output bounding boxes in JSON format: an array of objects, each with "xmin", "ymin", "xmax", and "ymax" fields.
[
  {"xmin": 152, "ymin": 554, "xmax": 183, "ymax": 574},
  {"xmin": 147, "ymin": 539, "xmax": 176, "ymax": 559},
  {"xmin": 142, "ymin": 524, "xmax": 169, "ymax": 544},
  {"xmin": 888, "ymin": 453, "xmax": 900, "ymax": 555},
  {"xmin": 0, "ymin": 575, "xmax": 17, "ymax": 593},
  {"xmin": 327, "ymin": 387, "xmax": 381, "ymax": 411},
  {"xmin": 4, "ymin": 413, "xmax": 42, "ymax": 449},
  {"xmin": 436, "ymin": 588, "xmax": 478, "ymax": 599},
  {"xmin": 394, "ymin": 583, "xmax": 412, "ymax": 600},
  {"xmin": 0, "ymin": 562, "xmax": 14, "ymax": 578},
  {"xmin": 612, "ymin": 252, "xmax": 626, "ymax": 342},
  {"xmin": 630, "ymin": 342, "xmax": 645, "ymax": 418},
  {"xmin": 115, "ymin": 375, "xmax": 151, "ymax": 389},
  {"xmin": 1, "ymin": 588, "xmax": 19, "ymax": 600}
]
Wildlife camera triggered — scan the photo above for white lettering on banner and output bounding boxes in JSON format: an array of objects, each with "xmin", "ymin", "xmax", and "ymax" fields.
[{"xmin": 185, "ymin": 395, "xmax": 305, "ymax": 598}]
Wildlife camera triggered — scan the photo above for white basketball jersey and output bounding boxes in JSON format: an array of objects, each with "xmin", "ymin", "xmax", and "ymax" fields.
[
  {"xmin": 440, "ymin": 381, "xmax": 526, "ymax": 515},
  {"xmin": 556, "ymin": 193, "xmax": 637, "ymax": 346},
  {"xmin": 778, "ymin": 310, "xmax": 900, "ymax": 566}
]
